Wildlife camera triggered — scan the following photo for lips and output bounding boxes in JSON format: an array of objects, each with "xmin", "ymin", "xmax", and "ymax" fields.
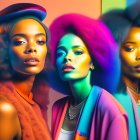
[
  {"xmin": 24, "ymin": 57, "xmax": 39, "ymax": 66},
  {"xmin": 134, "ymin": 65, "xmax": 140, "ymax": 72},
  {"xmin": 62, "ymin": 64, "xmax": 75, "ymax": 72}
]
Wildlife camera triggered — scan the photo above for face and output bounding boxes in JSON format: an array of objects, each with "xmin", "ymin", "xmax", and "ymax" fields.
[
  {"xmin": 56, "ymin": 33, "xmax": 93, "ymax": 81},
  {"xmin": 9, "ymin": 18, "xmax": 47, "ymax": 75},
  {"xmin": 120, "ymin": 27, "xmax": 140, "ymax": 79}
]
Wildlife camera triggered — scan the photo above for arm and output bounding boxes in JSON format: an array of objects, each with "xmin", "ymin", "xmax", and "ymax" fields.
[
  {"xmin": 106, "ymin": 114, "xmax": 129, "ymax": 140},
  {"xmin": 0, "ymin": 95, "xmax": 21, "ymax": 140}
]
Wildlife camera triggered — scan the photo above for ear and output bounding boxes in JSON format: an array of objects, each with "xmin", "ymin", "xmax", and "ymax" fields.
[{"xmin": 90, "ymin": 63, "xmax": 94, "ymax": 70}]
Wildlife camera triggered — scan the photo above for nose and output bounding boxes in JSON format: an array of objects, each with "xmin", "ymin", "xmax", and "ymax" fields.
[
  {"xmin": 64, "ymin": 53, "xmax": 72, "ymax": 63},
  {"xmin": 136, "ymin": 56, "xmax": 140, "ymax": 60},
  {"xmin": 65, "ymin": 57, "xmax": 71, "ymax": 61},
  {"xmin": 136, "ymin": 48, "xmax": 140, "ymax": 61},
  {"xmin": 25, "ymin": 46, "xmax": 37, "ymax": 54}
]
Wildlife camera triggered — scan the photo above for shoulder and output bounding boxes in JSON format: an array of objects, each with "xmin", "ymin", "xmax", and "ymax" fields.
[
  {"xmin": 52, "ymin": 96, "xmax": 69, "ymax": 131},
  {"xmin": 0, "ymin": 81, "xmax": 15, "ymax": 94},
  {"xmin": 0, "ymin": 81, "xmax": 18, "ymax": 118},
  {"xmin": 113, "ymin": 91, "xmax": 130, "ymax": 104},
  {"xmin": 52, "ymin": 96, "xmax": 69, "ymax": 118},
  {"xmin": 0, "ymin": 95, "xmax": 21, "ymax": 139},
  {"xmin": 53, "ymin": 96, "xmax": 69, "ymax": 109},
  {"xmin": 113, "ymin": 91, "xmax": 128, "ymax": 98},
  {"xmin": 0, "ymin": 95, "xmax": 18, "ymax": 117},
  {"xmin": 92, "ymin": 87, "xmax": 128, "ymax": 138},
  {"xmin": 97, "ymin": 88, "xmax": 127, "ymax": 116},
  {"xmin": 113, "ymin": 91, "xmax": 134, "ymax": 115}
]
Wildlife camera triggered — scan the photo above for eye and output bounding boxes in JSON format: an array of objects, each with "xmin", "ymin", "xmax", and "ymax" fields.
[
  {"xmin": 37, "ymin": 40, "xmax": 46, "ymax": 45},
  {"xmin": 12, "ymin": 40, "xmax": 26, "ymax": 46},
  {"xmin": 56, "ymin": 50, "xmax": 66, "ymax": 58},
  {"xmin": 123, "ymin": 45, "xmax": 135, "ymax": 52},
  {"xmin": 74, "ymin": 50, "xmax": 84, "ymax": 55}
]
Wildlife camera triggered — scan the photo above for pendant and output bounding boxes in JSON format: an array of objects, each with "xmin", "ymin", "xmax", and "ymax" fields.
[
  {"xmin": 68, "ymin": 114, "xmax": 76, "ymax": 120},
  {"xmin": 68, "ymin": 107, "xmax": 80, "ymax": 120}
]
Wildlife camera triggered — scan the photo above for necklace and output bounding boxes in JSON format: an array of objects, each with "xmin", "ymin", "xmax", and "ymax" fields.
[
  {"xmin": 127, "ymin": 87, "xmax": 140, "ymax": 105},
  {"xmin": 68, "ymin": 99, "xmax": 86, "ymax": 120},
  {"xmin": 127, "ymin": 86, "xmax": 140, "ymax": 94}
]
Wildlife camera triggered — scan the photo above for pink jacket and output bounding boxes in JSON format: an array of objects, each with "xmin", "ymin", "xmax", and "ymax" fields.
[{"xmin": 52, "ymin": 86, "xmax": 129, "ymax": 140}]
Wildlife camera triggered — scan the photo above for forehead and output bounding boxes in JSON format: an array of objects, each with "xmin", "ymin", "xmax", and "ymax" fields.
[
  {"xmin": 57, "ymin": 33, "xmax": 87, "ymax": 49},
  {"xmin": 11, "ymin": 18, "xmax": 46, "ymax": 35},
  {"xmin": 126, "ymin": 27, "xmax": 140, "ymax": 39}
]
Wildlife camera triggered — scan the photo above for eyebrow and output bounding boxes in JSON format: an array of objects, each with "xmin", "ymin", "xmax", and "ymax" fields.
[
  {"xmin": 11, "ymin": 33, "xmax": 46, "ymax": 39},
  {"xmin": 72, "ymin": 45, "xmax": 83, "ymax": 49},
  {"xmin": 57, "ymin": 45, "xmax": 83, "ymax": 49},
  {"xmin": 35, "ymin": 33, "xmax": 46, "ymax": 37},
  {"xmin": 57, "ymin": 45, "xmax": 83, "ymax": 51},
  {"xmin": 11, "ymin": 34, "xmax": 25, "ymax": 39},
  {"xmin": 122, "ymin": 41, "xmax": 136, "ymax": 45},
  {"xmin": 56, "ymin": 46, "xmax": 67, "ymax": 52}
]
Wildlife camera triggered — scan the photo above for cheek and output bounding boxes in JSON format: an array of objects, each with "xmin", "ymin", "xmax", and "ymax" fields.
[
  {"xmin": 121, "ymin": 52, "xmax": 135, "ymax": 66},
  {"xmin": 121, "ymin": 53, "xmax": 135, "ymax": 75},
  {"xmin": 9, "ymin": 50, "xmax": 24, "ymax": 72},
  {"xmin": 9, "ymin": 48, "xmax": 23, "ymax": 63},
  {"xmin": 56, "ymin": 57, "xmax": 64, "ymax": 68},
  {"xmin": 76, "ymin": 57, "xmax": 91, "ymax": 69},
  {"xmin": 38, "ymin": 47, "xmax": 47, "ymax": 61},
  {"xmin": 56, "ymin": 61, "xmax": 61, "ymax": 72}
]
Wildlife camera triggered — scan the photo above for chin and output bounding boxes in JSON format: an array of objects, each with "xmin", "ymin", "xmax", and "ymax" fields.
[
  {"xmin": 17, "ymin": 68, "xmax": 43, "ymax": 76},
  {"xmin": 133, "ymin": 74, "xmax": 140, "ymax": 79},
  {"xmin": 126, "ymin": 73, "xmax": 140, "ymax": 80},
  {"xmin": 60, "ymin": 75, "xmax": 83, "ymax": 81}
]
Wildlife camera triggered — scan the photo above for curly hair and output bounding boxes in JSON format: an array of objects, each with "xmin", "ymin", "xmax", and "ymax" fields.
[
  {"xmin": 48, "ymin": 13, "xmax": 121, "ymax": 94},
  {"xmin": 0, "ymin": 23, "xmax": 12, "ymax": 80}
]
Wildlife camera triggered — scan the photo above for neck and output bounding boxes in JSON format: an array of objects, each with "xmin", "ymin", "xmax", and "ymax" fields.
[
  {"xmin": 13, "ymin": 74, "xmax": 35, "ymax": 97},
  {"xmin": 69, "ymin": 71, "xmax": 92, "ymax": 105},
  {"xmin": 123, "ymin": 75, "xmax": 140, "ymax": 94}
]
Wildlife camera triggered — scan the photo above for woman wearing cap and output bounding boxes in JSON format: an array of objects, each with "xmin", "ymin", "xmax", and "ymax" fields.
[
  {"xmin": 49, "ymin": 13, "xmax": 128, "ymax": 140},
  {"xmin": 0, "ymin": 3, "xmax": 51, "ymax": 140},
  {"xmin": 102, "ymin": 2, "xmax": 140, "ymax": 140}
]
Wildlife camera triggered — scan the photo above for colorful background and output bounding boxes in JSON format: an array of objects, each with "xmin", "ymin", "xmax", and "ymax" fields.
[{"xmin": 0, "ymin": 0, "xmax": 137, "ymax": 128}]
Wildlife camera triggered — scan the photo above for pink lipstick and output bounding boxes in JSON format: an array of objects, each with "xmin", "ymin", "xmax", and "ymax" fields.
[{"xmin": 63, "ymin": 64, "xmax": 75, "ymax": 72}]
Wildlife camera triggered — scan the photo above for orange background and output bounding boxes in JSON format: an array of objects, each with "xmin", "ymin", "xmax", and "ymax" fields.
[
  {"xmin": 0, "ymin": 0, "xmax": 101, "ymax": 128},
  {"xmin": 0, "ymin": 0, "xmax": 101, "ymax": 26}
]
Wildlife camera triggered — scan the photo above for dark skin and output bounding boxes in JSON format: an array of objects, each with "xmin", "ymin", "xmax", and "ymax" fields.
[
  {"xmin": 0, "ymin": 18, "xmax": 48, "ymax": 139},
  {"xmin": 121, "ymin": 27, "xmax": 140, "ymax": 97},
  {"xmin": 0, "ymin": 95, "xmax": 21, "ymax": 140}
]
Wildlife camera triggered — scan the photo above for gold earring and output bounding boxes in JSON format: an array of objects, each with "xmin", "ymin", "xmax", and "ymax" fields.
[{"xmin": 90, "ymin": 64, "xmax": 94, "ymax": 70}]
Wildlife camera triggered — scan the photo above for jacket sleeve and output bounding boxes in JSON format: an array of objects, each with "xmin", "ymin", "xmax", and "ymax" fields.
[{"xmin": 106, "ymin": 114, "xmax": 129, "ymax": 140}]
